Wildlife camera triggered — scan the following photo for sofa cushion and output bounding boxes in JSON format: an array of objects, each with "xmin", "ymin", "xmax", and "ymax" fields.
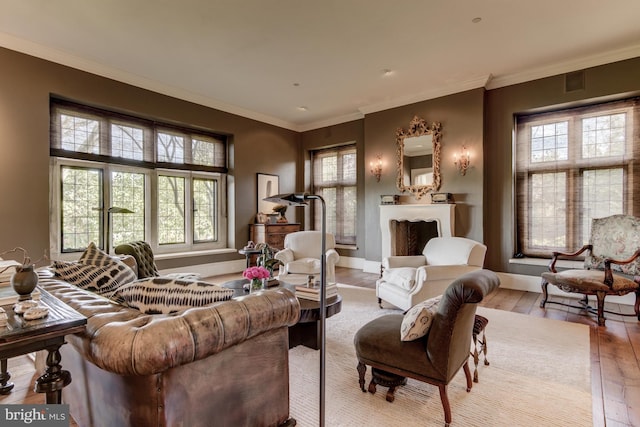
[
  {"xmin": 51, "ymin": 260, "xmax": 134, "ymax": 302},
  {"xmin": 114, "ymin": 277, "xmax": 235, "ymax": 314},
  {"xmin": 381, "ymin": 267, "xmax": 416, "ymax": 290},
  {"xmin": 400, "ymin": 296, "xmax": 441, "ymax": 341}
]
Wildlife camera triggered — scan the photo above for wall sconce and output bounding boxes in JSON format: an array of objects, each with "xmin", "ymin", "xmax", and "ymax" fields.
[
  {"xmin": 370, "ymin": 154, "xmax": 383, "ymax": 182},
  {"xmin": 453, "ymin": 146, "xmax": 470, "ymax": 176}
]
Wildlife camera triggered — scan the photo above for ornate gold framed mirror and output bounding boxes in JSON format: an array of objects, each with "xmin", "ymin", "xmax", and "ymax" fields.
[{"xmin": 396, "ymin": 115, "xmax": 442, "ymax": 199}]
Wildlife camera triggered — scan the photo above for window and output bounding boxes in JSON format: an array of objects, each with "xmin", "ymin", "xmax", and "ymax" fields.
[
  {"xmin": 515, "ymin": 98, "xmax": 639, "ymax": 257},
  {"xmin": 50, "ymin": 99, "xmax": 227, "ymax": 256},
  {"xmin": 312, "ymin": 145, "xmax": 357, "ymax": 245}
]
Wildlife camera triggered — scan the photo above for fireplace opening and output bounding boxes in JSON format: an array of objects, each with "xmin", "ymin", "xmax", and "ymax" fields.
[{"xmin": 391, "ymin": 220, "xmax": 439, "ymax": 256}]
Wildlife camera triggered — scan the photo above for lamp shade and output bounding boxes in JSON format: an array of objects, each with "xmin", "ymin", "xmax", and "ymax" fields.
[{"xmin": 262, "ymin": 193, "xmax": 309, "ymax": 206}]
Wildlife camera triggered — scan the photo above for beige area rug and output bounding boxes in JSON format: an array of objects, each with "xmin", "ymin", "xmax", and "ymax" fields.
[{"xmin": 289, "ymin": 284, "xmax": 592, "ymax": 426}]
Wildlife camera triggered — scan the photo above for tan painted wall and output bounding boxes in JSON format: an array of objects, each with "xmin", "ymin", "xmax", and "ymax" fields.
[
  {"xmin": 0, "ymin": 47, "xmax": 299, "ymax": 268},
  {"xmin": 484, "ymin": 57, "xmax": 640, "ymax": 272}
]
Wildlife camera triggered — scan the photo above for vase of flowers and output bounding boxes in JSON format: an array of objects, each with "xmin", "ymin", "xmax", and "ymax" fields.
[{"xmin": 242, "ymin": 266, "xmax": 270, "ymax": 293}]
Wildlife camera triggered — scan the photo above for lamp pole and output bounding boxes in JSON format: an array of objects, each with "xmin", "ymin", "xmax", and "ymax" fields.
[{"xmin": 262, "ymin": 192, "xmax": 327, "ymax": 427}]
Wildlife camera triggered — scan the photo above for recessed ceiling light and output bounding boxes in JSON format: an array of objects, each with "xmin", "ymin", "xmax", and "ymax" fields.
[
  {"xmin": 382, "ymin": 69, "xmax": 394, "ymax": 77},
  {"xmin": 472, "ymin": 17, "xmax": 482, "ymax": 23},
  {"xmin": 297, "ymin": 106, "xmax": 308, "ymax": 112},
  {"xmin": 293, "ymin": 83, "xmax": 300, "ymax": 87}
]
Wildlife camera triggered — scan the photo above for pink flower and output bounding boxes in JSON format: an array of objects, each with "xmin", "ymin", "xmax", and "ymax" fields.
[{"xmin": 242, "ymin": 266, "xmax": 270, "ymax": 280}]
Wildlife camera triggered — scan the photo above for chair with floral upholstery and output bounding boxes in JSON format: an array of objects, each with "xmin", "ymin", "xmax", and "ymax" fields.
[{"xmin": 540, "ymin": 214, "xmax": 640, "ymax": 326}]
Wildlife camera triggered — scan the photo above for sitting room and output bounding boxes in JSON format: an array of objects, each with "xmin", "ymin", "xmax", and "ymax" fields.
[{"xmin": 1, "ymin": 1, "xmax": 639, "ymax": 426}]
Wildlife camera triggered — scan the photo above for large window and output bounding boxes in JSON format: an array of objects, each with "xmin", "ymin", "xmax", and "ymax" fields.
[
  {"xmin": 515, "ymin": 98, "xmax": 639, "ymax": 257},
  {"xmin": 312, "ymin": 145, "xmax": 357, "ymax": 245},
  {"xmin": 50, "ymin": 99, "xmax": 227, "ymax": 257}
]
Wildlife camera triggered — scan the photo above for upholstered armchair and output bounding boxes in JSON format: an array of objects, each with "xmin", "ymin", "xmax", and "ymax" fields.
[
  {"xmin": 376, "ymin": 237, "xmax": 487, "ymax": 311},
  {"xmin": 274, "ymin": 231, "xmax": 340, "ymax": 284},
  {"xmin": 355, "ymin": 269, "xmax": 500, "ymax": 427},
  {"xmin": 541, "ymin": 214, "xmax": 640, "ymax": 326}
]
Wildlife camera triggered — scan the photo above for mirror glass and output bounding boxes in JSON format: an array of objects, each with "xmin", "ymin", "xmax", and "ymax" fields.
[{"xmin": 396, "ymin": 116, "xmax": 441, "ymax": 199}]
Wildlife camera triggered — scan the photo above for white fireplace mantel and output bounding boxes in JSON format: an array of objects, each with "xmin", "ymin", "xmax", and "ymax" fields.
[{"xmin": 379, "ymin": 204, "xmax": 456, "ymax": 260}]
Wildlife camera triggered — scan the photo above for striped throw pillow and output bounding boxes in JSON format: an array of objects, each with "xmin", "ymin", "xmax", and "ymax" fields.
[
  {"xmin": 52, "ymin": 260, "xmax": 135, "ymax": 302},
  {"xmin": 114, "ymin": 277, "xmax": 234, "ymax": 314}
]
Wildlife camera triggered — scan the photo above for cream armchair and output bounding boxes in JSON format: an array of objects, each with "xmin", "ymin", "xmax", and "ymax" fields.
[
  {"xmin": 274, "ymin": 231, "xmax": 340, "ymax": 285},
  {"xmin": 377, "ymin": 237, "xmax": 487, "ymax": 311}
]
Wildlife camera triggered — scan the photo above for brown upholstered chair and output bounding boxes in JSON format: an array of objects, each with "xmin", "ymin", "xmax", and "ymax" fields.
[
  {"xmin": 540, "ymin": 214, "xmax": 640, "ymax": 326},
  {"xmin": 354, "ymin": 269, "xmax": 500, "ymax": 427}
]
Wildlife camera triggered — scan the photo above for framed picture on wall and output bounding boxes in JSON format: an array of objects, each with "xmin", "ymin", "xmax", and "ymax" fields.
[{"xmin": 257, "ymin": 173, "xmax": 279, "ymax": 214}]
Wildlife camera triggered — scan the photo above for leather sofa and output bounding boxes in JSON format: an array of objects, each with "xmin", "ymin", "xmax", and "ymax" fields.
[{"xmin": 38, "ymin": 271, "xmax": 300, "ymax": 427}]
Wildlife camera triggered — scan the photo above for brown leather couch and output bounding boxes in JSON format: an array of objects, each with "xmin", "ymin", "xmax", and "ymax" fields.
[{"xmin": 38, "ymin": 271, "xmax": 300, "ymax": 427}]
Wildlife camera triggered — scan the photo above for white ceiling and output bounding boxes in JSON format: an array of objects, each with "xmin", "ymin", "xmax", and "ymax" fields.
[{"xmin": 1, "ymin": 0, "xmax": 640, "ymax": 132}]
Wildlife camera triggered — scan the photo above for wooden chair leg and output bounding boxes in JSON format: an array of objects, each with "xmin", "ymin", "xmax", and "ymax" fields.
[
  {"xmin": 634, "ymin": 289, "xmax": 640, "ymax": 321},
  {"xmin": 438, "ymin": 384, "xmax": 452, "ymax": 427},
  {"xmin": 378, "ymin": 297, "xmax": 383, "ymax": 309},
  {"xmin": 596, "ymin": 291, "xmax": 606, "ymax": 326},
  {"xmin": 357, "ymin": 362, "xmax": 366, "ymax": 392},
  {"xmin": 463, "ymin": 361, "xmax": 472, "ymax": 392},
  {"xmin": 540, "ymin": 278, "xmax": 549, "ymax": 308}
]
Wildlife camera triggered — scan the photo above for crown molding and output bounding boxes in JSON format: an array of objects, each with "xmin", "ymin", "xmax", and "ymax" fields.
[
  {"xmin": 0, "ymin": 31, "xmax": 298, "ymax": 131},
  {"xmin": 486, "ymin": 43, "xmax": 640, "ymax": 90}
]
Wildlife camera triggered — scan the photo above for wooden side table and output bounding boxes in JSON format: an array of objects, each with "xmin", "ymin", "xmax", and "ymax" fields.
[{"xmin": 0, "ymin": 287, "xmax": 86, "ymax": 404}]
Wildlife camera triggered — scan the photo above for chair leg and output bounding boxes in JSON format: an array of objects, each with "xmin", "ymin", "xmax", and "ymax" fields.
[
  {"xmin": 634, "ymin": 289, "xmax": 640, "ymax": 321},
  {"xmin": 540, "ymin": 278, "xmax": 549, "ymax": 308},
  {"xmin": 378, "ymin": 297, "xmax": 383, "ymax": 309},
  {"xmin": 596, "ymin": 291, "xmax": 606, "ymax": 326},
  {"xmin": 463, "ymin": 361, "xmax": 472, "ymax": 392},
  {"xmin": 438, "ymin": 384, "xmax": 452, "ymax": 427},
  {"xmin": 357, "ymin": 362, "xmax": 366, "ymax": 392}
]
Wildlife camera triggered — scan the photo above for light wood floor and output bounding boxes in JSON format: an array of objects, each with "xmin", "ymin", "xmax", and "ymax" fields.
[{"xmin": 2, "ymin": 267, "xmax": 638, "ymax": 427}]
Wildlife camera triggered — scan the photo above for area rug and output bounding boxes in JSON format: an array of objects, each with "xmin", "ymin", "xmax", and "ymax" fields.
[{"xmin": 289, "ymin": 284, "xmax": 592, "ymax": 426}]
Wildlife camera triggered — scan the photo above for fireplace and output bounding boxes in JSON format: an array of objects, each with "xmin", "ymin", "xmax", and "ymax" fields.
[{"xmin": 379, "ymin": 204, "xmax": 455, "ymax": 260}]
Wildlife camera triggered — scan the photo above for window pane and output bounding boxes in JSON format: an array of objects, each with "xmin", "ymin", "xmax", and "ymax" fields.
[
  {"xmin": 61, "ymin": 114, "xmax": 100, "ymax": 154},
  {"xmin": 342, "ymin": 153, "xmax": 356, "ymax": 182},
  {"xmin": 581, "ymin": 168, "xmax": 624, "ymax": 245},
  {"xmin": 111, "ymin": 171, "xmax": 145, "ymax": 247},
  {"xmin": 582, "ymin": 113, "xmax": 626, "ymax": 158},
  {"xmin": 192, "ymin": 139, "xmax": 217, "ymax": 166},
  {"xmin": 157, "ymin": 132, "xmax": 185, "ymax": 163},
  {"xmin": 61, "ymin": 166, "xmax": 102, "ymax": 251},
  {"xmin": 111, "ymin": 123, "xmax": 144, "ymax": 160},
  {"xmin": 193, "ymin": 178, "xmax": 217, "ymax": 242},
  {"xmin": 530, "ymin": 172, "xmax": 566, "ymax": 248},
  {"xmin": 530, "ymin": 122, "xmax": 568, "ymax": 163},
  {"xmin": 321, "ymin": 155, "xmax": 337, "ymax": 182},
  {"xmin": 321, "ymin": 187, "xmax": 337, "ymax": 237},
  {"xmin": 342, "ymin": 186, "xmax": 357, "ymax": 244},
  {"xmin": 158, "ymin": 175, "xmax": 185, "ymax": 244}
]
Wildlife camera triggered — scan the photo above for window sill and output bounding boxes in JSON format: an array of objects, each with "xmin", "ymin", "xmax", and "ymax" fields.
[
  {"xmin": 509, "ymin": 257, "xmax": 583, "ymax": 269},
  {"xmin": 155, "ymin": 248, "xmax": 237, "ymax": 260},
  {"xmin": 336, "ymin": 244, "xmax": 357, "ymax": 251}
]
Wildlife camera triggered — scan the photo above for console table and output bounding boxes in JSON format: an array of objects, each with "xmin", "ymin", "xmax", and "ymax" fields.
[{"xmin": 0, "ymin": 288, "xmax": 86, "ymax": 404}]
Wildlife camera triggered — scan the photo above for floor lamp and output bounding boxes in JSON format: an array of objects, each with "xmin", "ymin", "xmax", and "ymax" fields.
[
  {"xmin": 106, "ymin": 206, "xmax": 134, "ymax": 254},
  {"xmin": 263, "ymin": 192, "xmax": 327, "ymax": 427}
]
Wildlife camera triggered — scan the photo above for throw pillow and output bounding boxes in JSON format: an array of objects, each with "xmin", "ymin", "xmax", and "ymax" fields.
[
  {"xmin": 80, "ymin": 242, "xmax": 136, "ymax": 275},
  {"xmin": 51, "ymin": 260, "xmax": 133, "ymax": 302},
  {"xmin": 382, "ymin": 267, "xmax": 416, "ymax": 290},
  {"xmin": 400, "ymin": 296, "xmax": 441, "ymax": 341},
  {"xmin": 113, "ymin": 277, "xmax": 235, "ymax": 314}
]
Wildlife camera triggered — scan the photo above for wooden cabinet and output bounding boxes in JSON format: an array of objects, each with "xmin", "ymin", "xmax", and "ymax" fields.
[{"xmin": 249, "ymin": 223, "xmax": 301, "ymax": 250}]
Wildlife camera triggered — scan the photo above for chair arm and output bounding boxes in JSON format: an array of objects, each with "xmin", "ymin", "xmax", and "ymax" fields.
[
  {"xmin": 382, "ymin": 256, "xmax": 427, "ymax": 269},
  {"xmin": 274, "ymin": 248, "xmax": 294, "ymax": 264},
  {"xmin": 603, "ymin": 248, "xmax": 640, "ymax": 286},
  {"xmin": 548, "ymin": 245, "xmax": 592, "ymax": 272},
  {"xmin": 326, "ymin": 248, "xmax": 340, "ymax": 264}
]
